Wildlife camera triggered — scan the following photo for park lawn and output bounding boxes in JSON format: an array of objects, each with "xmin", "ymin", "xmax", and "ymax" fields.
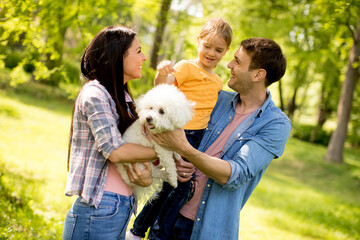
[{"xmin": 0, "ymin": 81, "xmax": 359, "ymax": 239}]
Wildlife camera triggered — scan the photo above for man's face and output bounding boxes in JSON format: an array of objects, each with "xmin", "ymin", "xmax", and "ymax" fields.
[{"xmin": 227, "ymin": 47, "xmax": 254, "ymax": 93}]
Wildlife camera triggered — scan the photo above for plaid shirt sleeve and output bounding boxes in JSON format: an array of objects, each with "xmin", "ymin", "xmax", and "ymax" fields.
[{"xmin": 80, "ymin": 86, "xmax": 126, "ymax": 159}]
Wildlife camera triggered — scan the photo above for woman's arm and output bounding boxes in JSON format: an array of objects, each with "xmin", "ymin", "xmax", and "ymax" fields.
[{"xmin": 108, "ymin": 143, "xmax": 157, "ymax": 163}]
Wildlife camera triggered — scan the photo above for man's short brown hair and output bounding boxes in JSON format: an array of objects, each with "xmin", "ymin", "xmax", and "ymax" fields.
[{"xmin": 241, "ymin": 38, "xmax": 286, "ymax": 87}]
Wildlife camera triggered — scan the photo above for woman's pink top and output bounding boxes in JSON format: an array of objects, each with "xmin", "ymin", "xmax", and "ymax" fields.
[{"xmin": 104, "ymin": 162, "xmax": 133, "ymax": 196}]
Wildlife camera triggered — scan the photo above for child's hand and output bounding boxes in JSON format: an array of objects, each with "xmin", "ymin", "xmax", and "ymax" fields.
[{"xmin": 157, "ymin": 60, "xmax": 175, "ymax": 76}]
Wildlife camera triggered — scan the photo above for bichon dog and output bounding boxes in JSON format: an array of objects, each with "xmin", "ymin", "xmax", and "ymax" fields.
[{"xmin": 115, "ymin": 84, "xmax": 194, "ymax": 201}]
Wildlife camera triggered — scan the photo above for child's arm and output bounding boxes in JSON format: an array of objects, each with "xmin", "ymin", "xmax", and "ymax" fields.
[{"xmin": 154, "ymin": 60, "xmax": 176, "ymax": 85}]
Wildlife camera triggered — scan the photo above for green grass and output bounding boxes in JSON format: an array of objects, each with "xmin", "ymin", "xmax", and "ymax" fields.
[
  {"xmin": 239, "ymin": 139, "xmax": 360, "ymax": 239},
  {"xmin": 0, "ymin": 79, "xmax": 74, "ymax": 239},
  {"xmin": 0, "ymin": 79, "xmax": 359, "ymax": 239}
]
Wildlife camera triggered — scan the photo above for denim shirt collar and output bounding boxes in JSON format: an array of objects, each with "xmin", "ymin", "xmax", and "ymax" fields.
[{"xmin": 230, "ymin": 89, "xmax": 272, "ymax": 118}]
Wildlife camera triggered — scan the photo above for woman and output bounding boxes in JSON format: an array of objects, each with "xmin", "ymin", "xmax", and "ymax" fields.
[{"xmin": 62, "ymin": 26, "xmax": 157, "ymax": 240}]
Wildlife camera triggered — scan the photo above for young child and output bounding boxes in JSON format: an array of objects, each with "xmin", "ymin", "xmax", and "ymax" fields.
[{"xmin": 128, "ymin": 18, "xmax": 232, "ymax": 240}]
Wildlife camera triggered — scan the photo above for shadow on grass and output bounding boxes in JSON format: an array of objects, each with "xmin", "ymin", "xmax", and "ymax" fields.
[
  {"xmin": 0, "ymin": 78, "xmax": 74, "ymax": 117},
  {"xmin": 249, "ymin": 139, "xmax": 360, "ymax": 239},
  {"xmin": 0, "ymin": 160, "xmax": 59, "ymax": 239},
  {"xmin": 0, "ymin": 104, "xmax": 20, "ymax": 119}
]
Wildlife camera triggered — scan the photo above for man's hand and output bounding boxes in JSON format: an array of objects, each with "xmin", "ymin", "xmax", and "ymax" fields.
[
  {"xmin": 148, "ymin": 128, "xmax": 190, "ymax": 154},
  {"xmin": 176, "ymin": 156, "xmax": 195, "ymax": 182},
  {"xmin": 125, "ymin": 162, "xmax": 153, "ymax": 187}
]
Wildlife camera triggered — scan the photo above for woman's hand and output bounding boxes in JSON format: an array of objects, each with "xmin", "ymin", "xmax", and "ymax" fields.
[
  {"xmin": 125, "ymin": 162, "xmax": 153, "ymax": 187},
  {"xmin": 176, "ymin": 157, "xmax": 195, "ymax": 182}
]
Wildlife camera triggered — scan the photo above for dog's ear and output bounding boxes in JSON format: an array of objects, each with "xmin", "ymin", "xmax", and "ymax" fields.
[
  {"xmin": 135, "ymin": 94, "xmax": 146, "ymax": 112},
  {"xmin": 168, "ymin": 93, "xmax": 195, "ymax": 128}
]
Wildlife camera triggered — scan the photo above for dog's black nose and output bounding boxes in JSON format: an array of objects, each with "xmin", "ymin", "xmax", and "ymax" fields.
[{"xmin": 146, "ymin": 116, "xmax": 153, "ymax": 123}]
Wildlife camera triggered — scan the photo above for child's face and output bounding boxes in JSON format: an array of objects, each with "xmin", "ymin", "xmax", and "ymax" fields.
[{"xmin": 197, "ymin": 34, "xmax": 228, "ymax": 72}]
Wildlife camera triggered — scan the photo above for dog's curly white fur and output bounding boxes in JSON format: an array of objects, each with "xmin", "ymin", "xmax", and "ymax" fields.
[{"xmin": 116, "ymin": 84, "xmax": 194, "ymax": 202}]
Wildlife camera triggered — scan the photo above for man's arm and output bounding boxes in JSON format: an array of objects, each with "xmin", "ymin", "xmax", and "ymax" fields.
[
  {"xmin": 150, "ymin": 128, "xmax": 231, "ymax": 184},
  {"xmin": 223, "ymin": 118, "xmax": 291, "ymax": 190},
  {"xmin": 150, "ymin": 118, "xmax": 291, "ymax": 187}
]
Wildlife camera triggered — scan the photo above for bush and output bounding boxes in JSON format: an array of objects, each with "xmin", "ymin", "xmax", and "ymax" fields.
[
  {"xmin": 4, "ymin": 49, "xmax": 25, "ymax": 69},
  {"xmin": 64, "ymin": 61, "xmax": 80, "ymax": 84},
  {"xmin": 347, "ymin": 131, "xmax": 360, "ymax": 148},
  {"xmin": 23, "ymin": 62, "xmax": 35, "ymax": 73},
  {"xmin": 291, "ymin": 124, "xmax": 331, "ymax": 146}
]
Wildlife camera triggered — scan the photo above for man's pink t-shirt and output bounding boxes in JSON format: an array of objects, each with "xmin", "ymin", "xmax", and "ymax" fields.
[{"xmin": 180, "ymin": 105, "xmax": 252, "ymax": 221}]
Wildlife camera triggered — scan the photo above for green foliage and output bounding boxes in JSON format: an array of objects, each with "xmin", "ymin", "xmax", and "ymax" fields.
[
  {"xmin": 348, "ymin": 85, "xmax": 360, "ymax": 148},
  {"xmin": 291, "ymin": 124, "xmax": 332, "ymax": 146},
  {"xmin": 3, "ymin": 49, "xmax": 24, "ymax": 69},
  {"xmin": 0, "ymin": 0, "xmax": 136, "ymax": 87}
]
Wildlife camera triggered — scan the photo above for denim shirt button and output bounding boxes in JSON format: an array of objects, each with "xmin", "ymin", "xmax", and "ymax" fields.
[
  {"xmin": 207, "ymin": 184, "xmax": 210, "ymax": 187},
  {"xmin": 197, "ymin": 218, "xmax": 200, "ymax": 221},
  {"xmin": 202, "ymin": 201, "xmax": 205, "ymax": 204},
  {"xmin": 217, "ymin": 131, "xmax": 220, "ymax": 134},
  {"xmin": 229, "ymin": 116, "xmax": 232, "ymax": 119}
]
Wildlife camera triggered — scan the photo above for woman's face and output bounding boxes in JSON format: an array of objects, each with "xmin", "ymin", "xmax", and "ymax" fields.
[{"xmin": 123, "ymin": 36, "xmax": 147, "ymax": 84}]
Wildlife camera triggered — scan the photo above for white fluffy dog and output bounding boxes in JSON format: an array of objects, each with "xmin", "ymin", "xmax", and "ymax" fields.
[{"xmin": 116, "ymin": 84, "xmax": 194, "ymax": 201}]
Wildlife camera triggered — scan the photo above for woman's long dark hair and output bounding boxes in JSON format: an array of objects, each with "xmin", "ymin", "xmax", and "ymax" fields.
[{"xmin": 67, "ymin": 26, "xmax": 138, "ymax": 170}]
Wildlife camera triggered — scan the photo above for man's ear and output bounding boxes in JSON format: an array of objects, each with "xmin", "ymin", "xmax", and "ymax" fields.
[{"xmin": 254, "ymin": 68, "xmax": 267, "ymax": 82}]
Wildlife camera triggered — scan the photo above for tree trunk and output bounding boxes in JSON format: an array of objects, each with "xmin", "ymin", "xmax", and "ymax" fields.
[
  {"xmin": 316, "ymin": 85, "xmax": 328, "ymax": 127},
  {"xmin": 278, "ymin": 79, "xmax": 284, "ymax": 111},
  {"xmin": 150, "ymin": 0, "xmax": 172, "ymax": 69},
  {"xmin": 325, "ymin": 17, "xmax": 360, "ymax": 163},
  {"xmin": 287, "ymin": 87, "xmax": 297, "ymax": 121},
  {"xmin": 310, "ymin": 86, "xmax": 326, "ymax": 143}
]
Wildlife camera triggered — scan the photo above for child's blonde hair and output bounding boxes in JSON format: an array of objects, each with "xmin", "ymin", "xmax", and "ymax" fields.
[{"xmin": 199, "ymin": 17, "xmax": 233, "ymax": 48}]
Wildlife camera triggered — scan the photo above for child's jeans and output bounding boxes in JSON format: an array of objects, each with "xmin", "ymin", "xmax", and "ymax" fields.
[{"xmin": 130, "ymin": 129, "xmax": 204, "ymax": 239}]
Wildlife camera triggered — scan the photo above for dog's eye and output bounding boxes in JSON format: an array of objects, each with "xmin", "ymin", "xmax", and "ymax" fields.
[
  {"xmin": 159, "ymin": 109, "xmax": 165, "ymax": 114},
  {"xmin": 149, "ymin": 107, "xmax": 153, "ymax": 110}
]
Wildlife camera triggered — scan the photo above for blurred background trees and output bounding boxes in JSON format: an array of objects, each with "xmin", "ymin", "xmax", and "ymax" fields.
[{"xmin": 1, "ymin": 0, "xmax": 359, "ymax": 162}]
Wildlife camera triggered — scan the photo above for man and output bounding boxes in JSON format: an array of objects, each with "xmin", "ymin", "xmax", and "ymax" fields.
[{"xmin": 150, "ymin": 37, "xmax": 291, "ymax": 240}]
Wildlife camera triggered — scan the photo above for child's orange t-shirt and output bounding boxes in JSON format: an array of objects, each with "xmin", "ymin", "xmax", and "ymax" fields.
[{"xmin": 172, "ymin": 60, "xmax": 223, "ymax": 130}]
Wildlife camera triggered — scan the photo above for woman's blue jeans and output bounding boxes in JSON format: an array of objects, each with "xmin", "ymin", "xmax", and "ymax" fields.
[{"xmin": 62, "ymin": 191, "xmax": 135, "ymax": 240}]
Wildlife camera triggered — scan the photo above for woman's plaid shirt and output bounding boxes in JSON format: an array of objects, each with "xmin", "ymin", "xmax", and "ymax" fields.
[{"xmin": 65, "ymin": 80, "xmax": 133, "ymax": 208}]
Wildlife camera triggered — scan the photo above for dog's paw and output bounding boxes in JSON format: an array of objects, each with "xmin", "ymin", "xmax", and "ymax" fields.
[
  {"xmin": 173, "ymin": 152, "xmax": 181, "ymax": 161},
  {"xmin": 169, "ymin": 179, "xmax": 178, "ymax": 188}
]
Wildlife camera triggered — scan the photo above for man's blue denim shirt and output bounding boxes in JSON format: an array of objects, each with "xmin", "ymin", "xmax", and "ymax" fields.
[{"xmin": 190, "ymin": 90, "xmax": 291, "ymax": 240}]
